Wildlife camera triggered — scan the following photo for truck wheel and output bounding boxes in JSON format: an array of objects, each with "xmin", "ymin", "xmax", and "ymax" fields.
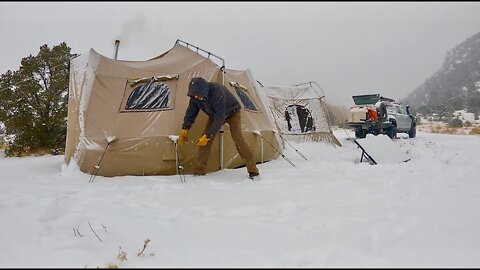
[
  {"xmin": 355, "ymin": 128, "xmax": 366, "ymax": 138},
  {"xmin": 408, "ymin": 123, "xmax": 416, "ymax": 138}
]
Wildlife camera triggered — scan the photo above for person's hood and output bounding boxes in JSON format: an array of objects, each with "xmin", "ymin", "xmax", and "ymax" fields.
[{"xmin": 187, "ymin": 77, "xmax": 209, "ymax": 99}]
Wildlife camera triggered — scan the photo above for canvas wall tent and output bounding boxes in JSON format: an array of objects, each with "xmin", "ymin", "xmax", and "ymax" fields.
[
  {"xmin": 262, "ymin": 82, "xmax": 341, "ymax": 146},
  {"xmin": 64, "ymin": 42, "xmax": 281, "ymax": 177}
]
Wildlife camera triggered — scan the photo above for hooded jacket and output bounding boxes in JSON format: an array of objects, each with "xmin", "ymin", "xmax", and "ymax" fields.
[{"xmin": 182, "ymin": 77, "xmax": 242, "ymax": 138}]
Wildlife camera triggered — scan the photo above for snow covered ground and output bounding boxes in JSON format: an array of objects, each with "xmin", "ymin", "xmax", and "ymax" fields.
[
  {"xmin": 1, "ymin": 129, "xmax": 480, "ymax": 268},
  {"xmin": 418, "ymin": 109, "xmax": 480, "ymax": 135},
  {"xmin": 454, "ymin": 109, "xmax": 480, "ymax": 124}
]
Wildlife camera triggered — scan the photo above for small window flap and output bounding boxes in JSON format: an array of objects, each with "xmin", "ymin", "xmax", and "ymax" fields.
[
  {"xmin": 229, "ymin": 81, "xmax": 259, "ymax": 112},
  {"xmin": 128, "ymin": 74, "xmax": 179, "ymax": 87},
  {"xmin": 121, "ymin": 75, "xmax": 178, "ymax": 112}
]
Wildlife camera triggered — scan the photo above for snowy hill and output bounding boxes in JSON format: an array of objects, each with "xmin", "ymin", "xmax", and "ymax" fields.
[
  {"xmin": 402, "ymin": 31, "xmax": 480, "ymax": 113},
  {"xmin": 1, "ymin": 129, "xmax": 480, "ymax": 267}
]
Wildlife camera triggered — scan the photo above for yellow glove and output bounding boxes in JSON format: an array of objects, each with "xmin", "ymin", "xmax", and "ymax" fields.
[
  {"xmin": 178, "ymin": 129, "xmax": 188, "ymax": 145},
  {"xmin": 196, "ymin": 134, "xmax": 210, "ymax": 146}
]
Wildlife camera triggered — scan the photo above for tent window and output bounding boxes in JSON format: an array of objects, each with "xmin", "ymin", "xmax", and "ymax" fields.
[
  {"xmin": 125, "ymin": 80, "xmax": 171, "ymax": 111},
  {"xmin": 229, "ymin": 82, "xmax": 259, "ymax": 112},
  {"xmin": 285, "ymin": 105, "xmax": 315, "ymax": 133}
]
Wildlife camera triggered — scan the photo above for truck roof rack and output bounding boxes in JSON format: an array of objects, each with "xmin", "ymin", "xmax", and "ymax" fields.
[{"xmin": 379, "ymin": 96, "xmax": 396, "ymax": 103}]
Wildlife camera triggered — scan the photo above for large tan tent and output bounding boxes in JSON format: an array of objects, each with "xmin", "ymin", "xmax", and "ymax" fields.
[
  {"xmin": 262, "ymin": 82, "xmax": 341, "ymax": 146},
  {"xmin": 64, "ymin": 41, "xmax": 281, "ymax": 177}
]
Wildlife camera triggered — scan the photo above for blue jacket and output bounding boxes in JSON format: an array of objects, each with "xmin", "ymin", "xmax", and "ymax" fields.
[{"xmin": 182, "ymin": 77, "xmax": 241, "ymax": 138}]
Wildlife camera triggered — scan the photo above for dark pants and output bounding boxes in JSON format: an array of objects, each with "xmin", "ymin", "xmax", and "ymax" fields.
[{"xmin": 195, "ymin": 111, "xmax": 259, "ymax": 175}]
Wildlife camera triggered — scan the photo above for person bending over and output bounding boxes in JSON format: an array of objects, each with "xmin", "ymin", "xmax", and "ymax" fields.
[{"xmin": 178, "ymin": 77, "xmax": 259, "ymax": 178}]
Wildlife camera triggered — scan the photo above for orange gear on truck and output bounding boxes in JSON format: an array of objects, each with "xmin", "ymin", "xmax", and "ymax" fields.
[{"xmin": 367, "ymin": 107, "xmax": 378, "ymax": 121}]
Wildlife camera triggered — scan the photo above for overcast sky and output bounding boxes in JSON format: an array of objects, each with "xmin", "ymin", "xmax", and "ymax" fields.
[{"xmin": 1, "ymin": 2, "xmax": 479, "ymax": 106}]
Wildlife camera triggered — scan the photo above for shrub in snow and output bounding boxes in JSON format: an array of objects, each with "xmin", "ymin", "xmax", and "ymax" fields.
[{"xmin": 448, "ymin": 117, "xmax": 463, "ymax": 128}]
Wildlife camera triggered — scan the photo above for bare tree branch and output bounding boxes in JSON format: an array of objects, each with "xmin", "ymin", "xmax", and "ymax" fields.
[
  {"xmin": 88, "ymin": 222, "xmax": 102, "ymax": 243},
  {"xmin": 137, "ymin": 239, "xmax": 151, "ymax": 256}
]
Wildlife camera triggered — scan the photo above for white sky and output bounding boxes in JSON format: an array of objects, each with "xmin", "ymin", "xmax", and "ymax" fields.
[
  {"xmin": 1, "ymin": 2, "xmax": 480, "ymax": 106},
  {"xmin": 2, "ymin": 129, "xmax": 480, "ymax": 267}
]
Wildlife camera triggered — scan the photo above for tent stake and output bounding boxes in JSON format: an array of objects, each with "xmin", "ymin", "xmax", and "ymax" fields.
[
  {"xmin": 89, "ymin": 136, "xmax": 118, "ymax": 183},
  {"xmin": 168, "ymin": 135, "xmax": 186, "ymax": 182}
]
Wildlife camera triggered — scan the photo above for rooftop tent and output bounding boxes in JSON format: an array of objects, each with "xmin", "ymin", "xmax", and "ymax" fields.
[
  {"xmin": 262, "ymin": 82, "xmax": 341, "ymax": 146},
  {"xmin": 64, "ymin": 41, "xmax": 281, "ymax": 177}
]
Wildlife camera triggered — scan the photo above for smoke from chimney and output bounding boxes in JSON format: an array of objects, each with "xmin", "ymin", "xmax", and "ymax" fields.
[{"xmin": 115, "ymin": 13, "xmax": 170, "ymax": 60}]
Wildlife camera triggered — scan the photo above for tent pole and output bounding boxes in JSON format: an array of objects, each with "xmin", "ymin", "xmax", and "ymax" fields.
[
  {"xmin": 174, "ymin": 141, "xmax": 179, "ymax": 174},
  {"xmin": 253, "ymin": 131, "xmax": 264, "ymax": 164},
  {"xmin": 175, "ymin": 39, "xmax": 225, "ymax": 76},
  {"xmin": 261, "ymin": 135, "xmax": 264, "ymax": 164},
  {"xmin": 292, "ymin": 81, "xmax": 334, "ymax": 132},
  {"xmin": 175, "ymin": 39, "xmax": 227, "ymax": 169},
  {"xmin": 310, "ymin": 81, "xmax": 334, "ymax": 131},
  {"xmin": 219, "ymin": 127, "xmax": 224, "ymax": 170}
]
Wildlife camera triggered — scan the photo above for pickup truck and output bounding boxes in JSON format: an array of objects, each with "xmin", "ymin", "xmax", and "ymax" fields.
[{"xmin": 347, "ymin": 94, "xmax": 416, "ymax": 139}]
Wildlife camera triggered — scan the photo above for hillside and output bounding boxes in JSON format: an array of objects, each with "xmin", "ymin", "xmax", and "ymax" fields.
[{"xmin": 402, "ymin": 32, "xmax": 480, "ymax": 116}]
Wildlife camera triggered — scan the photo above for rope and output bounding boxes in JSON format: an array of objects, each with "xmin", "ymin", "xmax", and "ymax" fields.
[
  {"xmin": 275, "ymin": 132, "xmax": 308, "ymax": 161},
  {"xmin": 254, "ymin": 132, "xmax": 295, "ymax": 167}
]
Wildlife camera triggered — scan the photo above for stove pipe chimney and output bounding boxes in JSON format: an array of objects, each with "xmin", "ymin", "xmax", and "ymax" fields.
[{"xmin": 114, "ymin": 40, "xmax": 120, "ymax": 60}]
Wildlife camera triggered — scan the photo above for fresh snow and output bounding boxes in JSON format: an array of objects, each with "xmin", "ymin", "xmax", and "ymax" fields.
[
  {"xmin": 454, "ymin": 109, "xmax": 479, "ymax": 123},
  {"xmin": 1, "ymin": 129, "xmax": 480, "ymax": 268},
  {"xmin": 354, "ymin": 134, "xmax": 410, "ymax": 164}
]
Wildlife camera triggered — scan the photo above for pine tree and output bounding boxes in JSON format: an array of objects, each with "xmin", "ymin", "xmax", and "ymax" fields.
[{"xmin": 0, "ymin": 42, "xmax": 77, "ymax": 156}]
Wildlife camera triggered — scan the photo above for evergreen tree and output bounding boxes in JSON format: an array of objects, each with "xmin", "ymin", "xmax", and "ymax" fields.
[{"xmin": 0, "ymin": 42, "xmax": 77, "ymax": 156}]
